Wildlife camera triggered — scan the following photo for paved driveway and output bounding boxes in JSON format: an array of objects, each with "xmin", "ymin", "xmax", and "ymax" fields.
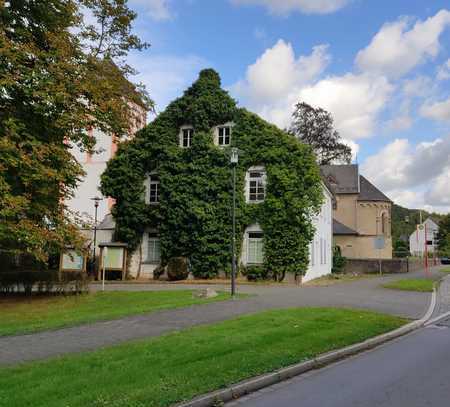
[{"xmin": 0, "ymin": 267, "xmax": 442, "ymax": 365}]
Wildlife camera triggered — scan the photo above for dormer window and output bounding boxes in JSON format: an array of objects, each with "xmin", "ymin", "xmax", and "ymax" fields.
[
  {"xmin": 179, "ymin": 126, "xmax": 193, "ymax": 148},
  {"xmin": 214, "ymin": 123, "xmax": 233, "ymax": 146},
  {"xmin": 246, "ymin": 166, "xmax": 266, "ymax": 203}
]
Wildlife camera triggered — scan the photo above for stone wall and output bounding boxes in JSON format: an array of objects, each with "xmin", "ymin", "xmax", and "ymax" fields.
[{"xmin": 343, "ymin": 258, "xmax": 424, "ymax": 274}]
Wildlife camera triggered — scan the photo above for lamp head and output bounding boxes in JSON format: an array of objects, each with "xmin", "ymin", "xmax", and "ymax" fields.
[{"xmin": 230, "ymin": 148, "xmax": 239, "ymax": 164}]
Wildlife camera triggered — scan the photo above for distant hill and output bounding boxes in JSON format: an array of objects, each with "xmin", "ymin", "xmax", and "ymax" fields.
[{"xmin": 392, "ymin": 204, "xmax": 445, "ymax": 244}]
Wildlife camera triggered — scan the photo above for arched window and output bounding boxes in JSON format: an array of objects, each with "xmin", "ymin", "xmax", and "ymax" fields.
[{"xmin": 381, "ymin": 212, "xmax": 388, "ymax": 236}]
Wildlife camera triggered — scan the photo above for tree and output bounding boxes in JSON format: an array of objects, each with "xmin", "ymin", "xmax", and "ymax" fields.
[
  {"xmin": 0, "ymin": 0, "xmax": 152, "ymax": 262},
  {"xmin": 437, "ymin": 214, "xmax": 450, "ymax": 257},
  {"xmin": 288, "ymin": 102, "xmax": 351, "ymax": 165}
]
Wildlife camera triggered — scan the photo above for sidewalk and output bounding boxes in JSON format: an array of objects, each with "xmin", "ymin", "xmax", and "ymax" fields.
[
  {"xmin": 0, "ymin": 266, "xmax": 442, "ymax": 366},
  {"xmin": 432, "ymin": 273, "xmax": 450, "ymax": 317}
]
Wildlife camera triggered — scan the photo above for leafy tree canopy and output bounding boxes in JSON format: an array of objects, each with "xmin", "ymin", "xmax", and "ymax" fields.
[
  {"xmin": 0, "ymin": 0, "xmax": 152, "ymax": 261},
  {"xmin": 101, "ymin": 69, "xmax": 324, "ymax": 281},
  {"xmin": 288, "ymin": 102, "xmax": 351, "ymax": 165},
  {"xmin": 437, "ymin": 214, "xmax": 450, "ymax": 257}
]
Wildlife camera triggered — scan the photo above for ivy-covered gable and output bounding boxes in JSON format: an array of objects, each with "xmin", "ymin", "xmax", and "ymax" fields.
[{"xmin": 101, "ymin": 69, "xmax": 323, "ymax": 279}]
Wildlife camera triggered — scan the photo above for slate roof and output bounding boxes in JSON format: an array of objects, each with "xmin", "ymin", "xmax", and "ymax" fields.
[
  {"xmin": 321, "ymin": 164, "xmax": 360, "ymax": 194},
  {"xmin": 358, "ymin": 176, "xmax": 392, "ymax": 202},
  {"xmin": 320, "ymin": 164, "xmax": 391, "ymax": 203},
  {"xmin": 333, "ymin": 219, "xmax": 358, "ymax": 235}
]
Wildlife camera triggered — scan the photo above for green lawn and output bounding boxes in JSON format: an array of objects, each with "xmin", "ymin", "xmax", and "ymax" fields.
[
  {"xmin": 0, "ymin": 290, "xmax": 233, "ymax": 336},
  {"xmin": 0, "ymin": 308, "xmax": 406, "ymax": 407},
  {"xmin": 440, "ymin": 267, "xmax": 450, "ymax": 273},
  {"xmin": 382, "ymin": 279, "xmax": 434, "ymax": 292}
]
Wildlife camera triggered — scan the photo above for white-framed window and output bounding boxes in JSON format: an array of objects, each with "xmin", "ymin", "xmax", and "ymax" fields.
[
  {"xmin": 213, "ymin": 122, "xmax": 233, "ymax": 147},
  {"xmin": 247, "ymin": 231, "xmax": 264, "ymax": 264},
  {"xmin": 179, "ymin": 126, "xmax": 194, "ymax": 148},
  {"xmin": 246, "ymin": 166, "xmax": 266, "ymax": 203},
  {"xmin": 147, "ymin": 233, "xmax": 161, "ymax": 263},
  {"xmin": 148, "ymin": 175, "xmax": 159, "ymax": 204}
]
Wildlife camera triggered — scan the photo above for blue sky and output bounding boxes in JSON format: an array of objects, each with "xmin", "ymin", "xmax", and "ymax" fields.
[{"xmin": 125, "ymin": 0, "xmax": 450, "ymax": 213}]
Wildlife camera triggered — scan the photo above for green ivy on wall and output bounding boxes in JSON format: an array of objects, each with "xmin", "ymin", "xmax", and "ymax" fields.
[{"xmin": 101, "ymin": 69, "xmax": 324, "ymax": 280}]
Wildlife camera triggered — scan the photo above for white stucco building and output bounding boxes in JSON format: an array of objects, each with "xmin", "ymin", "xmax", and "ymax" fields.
[
  {"xmin": 304, "ymin": 183, "xmax": 334, "ymax": 282},
  {"xmin": 409, "ymin": 217, "xmax": 439, "ymax": 257},
  {"xmin": 67, "ymin": 104, "xmax": 147, "ymax": 223}
]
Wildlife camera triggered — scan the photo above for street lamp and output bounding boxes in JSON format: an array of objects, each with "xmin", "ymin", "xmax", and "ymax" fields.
[
  {"xmin": 230, "ymin": 148, "xmax": 238, "ymax": 297},
  {"xmin": 91, "ymin": 196, "xmax": 103, "ymax": 276}
]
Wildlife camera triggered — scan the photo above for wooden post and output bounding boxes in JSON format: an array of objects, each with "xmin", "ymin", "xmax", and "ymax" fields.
[
  {"xmin": 122, "ymin": 248, "xmax": 127, "ymax": 281},
  {"xmin": 97, "ymin": 247, "xmax": 103, "ymax": 281}
]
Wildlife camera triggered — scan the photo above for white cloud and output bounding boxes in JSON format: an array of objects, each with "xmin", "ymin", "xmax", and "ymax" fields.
[
  {"xmin": 297, "ymin": 73, "xmax": 393, "ymax": 139},
  {"xmin": 232, "ymin": 40, "xmax": 330, "ymax": 106},
  {"xmin": 437, "ymin": 59, "xmax": 450, "ymax": 80},
  {"xmin": 231, "ymin": 40, "xmax": 393, "ymax": 140},
  {"xmin": 127, "ymin": 52, "xmax": 209, "ymax": 113},
  {"xmin": 130, "ymin": 0, "xmax": 172, "ymax": 21},
  {"xmin": 427, "ymin": 168, "xmax": 450, "ymax": 207},
  {"xmin": 385, "ymin": 115, "xmax": 413, "ymax": 132},
  {"xmin": 231, "ymin": 0, "xmax": 351, "ymax": 15},
  {"xmin": 361, "ymin": 137, "xmax": 450, "ymax": 211},
  {"xmin": 356, "ymin": 10, "xmax": 450, "ymax": 78},
  {"xmin": 420, "ymin": 97, "xmax": 450, "ymax": 122}
]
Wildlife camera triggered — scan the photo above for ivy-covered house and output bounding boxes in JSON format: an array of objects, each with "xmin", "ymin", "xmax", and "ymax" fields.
[{"xmin": 101, "ymin": 69, "xmax": 333, "ymax": 282}]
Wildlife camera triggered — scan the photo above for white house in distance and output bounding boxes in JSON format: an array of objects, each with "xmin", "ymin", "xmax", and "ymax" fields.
[{"xmin": 409, "ymin": 217, "xmax": 439, "ymax": 257}]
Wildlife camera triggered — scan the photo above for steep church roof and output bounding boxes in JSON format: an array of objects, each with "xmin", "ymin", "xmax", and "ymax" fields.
[
  {"xmin": 358, "ymin": 175, "xmax": 392, "ymax": 202},
  {"xmin": 320, "ymin": 164, "xmax": 391, "ymax": 203}
]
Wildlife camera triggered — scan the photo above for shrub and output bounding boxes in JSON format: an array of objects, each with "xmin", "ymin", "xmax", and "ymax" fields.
[
  {"xmin": 332, "ymin": 246, "xmax": 347, "ymax": 274},
  {"xmin": 0, "ymin": 271, "xmax": 89, "ymax": 295},
  {"xmin": 241, "ymin": 265, "xmax": 270, "ymax": 281},
  {"xmin": 166, "ymin": 257, "xmax": 189, "ymax": 281}
]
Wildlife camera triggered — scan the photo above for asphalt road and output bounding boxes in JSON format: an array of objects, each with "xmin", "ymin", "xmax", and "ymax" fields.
[{"xmin": 228, "ymin": 318, "xmax": 450, "ymax": 407}]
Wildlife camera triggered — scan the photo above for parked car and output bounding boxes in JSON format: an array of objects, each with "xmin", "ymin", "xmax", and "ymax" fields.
[{"xmin": 441, "ymin": 257, "xmax": 450, "ymax": 265}]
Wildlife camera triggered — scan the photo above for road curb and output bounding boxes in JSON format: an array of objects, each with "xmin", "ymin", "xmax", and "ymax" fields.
[{"xmin": 177, "ymin": 287, "xmax": 438, "ymax": 407}]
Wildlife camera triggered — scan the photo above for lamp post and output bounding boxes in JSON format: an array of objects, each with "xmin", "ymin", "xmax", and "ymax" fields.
[
  {"xmin": 91, "ymin": 196, "xmax": 102, "ymax": 276},
  {"xmin": 230, "ymin": 148, "xmax": 239, "ymax": 297}
]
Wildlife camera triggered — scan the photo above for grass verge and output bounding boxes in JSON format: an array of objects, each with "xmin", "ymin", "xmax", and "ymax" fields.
[
  {"xmin": 382, "ymin": 279, "xmax": 434, "ymax": 292},
  {"xmin": 440, "ymin": 267, "xmax": 450, "ymax": 273},
  {"xmin": 0, "ymin": 308, "xmax": 406, "ymax": 407},
  {"xmin": 0, "ymin": 290, "xmax": 234, "ymax": 336}
]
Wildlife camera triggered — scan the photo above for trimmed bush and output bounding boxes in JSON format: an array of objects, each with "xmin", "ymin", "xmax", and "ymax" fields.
[
  {"xmin": 0, "ymin": 271, "xmax": 89, "ymax": 295},
  {"xmin": 166, "ymin": 257, "xmax": 189, "ymax": 281},
  {"xmin": 241, "ymin": 265, "xmax": 270, "ymax": 281}
]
